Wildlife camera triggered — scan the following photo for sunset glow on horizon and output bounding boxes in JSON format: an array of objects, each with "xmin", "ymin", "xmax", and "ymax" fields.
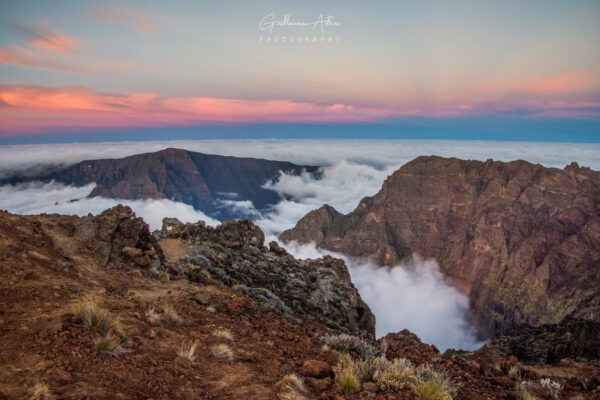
[{"xmin": 1, "ymin": 1, "xmax": 599, "ymax": 139}]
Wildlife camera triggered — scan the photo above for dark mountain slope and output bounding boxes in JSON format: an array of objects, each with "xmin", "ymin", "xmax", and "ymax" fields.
[{"xmin": 3, "ymin": 148, "xmax": 319, "ymax": 219}]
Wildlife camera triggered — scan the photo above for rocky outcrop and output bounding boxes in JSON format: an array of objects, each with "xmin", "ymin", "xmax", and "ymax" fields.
[
  {"xmin": 281, "ymin": 156, "xmax": 600, "ymax": 336},
  {"xmin": 2, "ymin": 148, "xmax": 319, "ymax": 219},
  {"xmin": 491, "ymin": 318, "xmax": 600, "ymax": 364},
  {"xmin": 157, "ymin": 218, "xmax": 376, "ymax": 339},
  {"xmin": 0, "ymin": 205, "xmax": 165, "ymax": 274}
]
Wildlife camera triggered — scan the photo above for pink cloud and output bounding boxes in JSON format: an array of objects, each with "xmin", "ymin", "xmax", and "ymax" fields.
[
  {"xmin": 1, "ymin": 82, "xmax": 598, "ymax": 135},
  {"xmin": 9, "ymin": 22, "xmax": 79, "ymax": 53},
  {"xmin": 0, "ymin": 47, "xmax": 87, "ymax": 73},
  {"xmin": 0, "ymin": 85, "xmax": 396, "ymax": 135},
  {"xmin": 91, "ymin": 5, "xmax": 160, "ymax": 34},
  {"xmin": 481, "ymin": 68, "xmax": 600, "ymax": 96}
]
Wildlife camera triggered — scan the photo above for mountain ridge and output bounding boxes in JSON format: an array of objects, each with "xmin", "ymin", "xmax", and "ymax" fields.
[
  {"xmin": 280, "ymin": 155, "xmax": 600, "ymax": 336},
  {"xmin": 0, "ymin": 148, "xmax": 320, "ymax": 220}
]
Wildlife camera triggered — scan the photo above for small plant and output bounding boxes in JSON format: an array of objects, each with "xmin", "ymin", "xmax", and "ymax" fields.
[
  {"xmin": 95, "ymin": 334, "xmax": 126, "ymax": 355},
  {"xmin": 280, "ymin": 373, "xmax": 306, "ymax": 394},
  {"xmin": 162, "ymin": 304, "xmax": 182, "ymax": 325},
  {"xmin": 520, "ymin": 391, "xmax": 541, "ymax": 400},
  {"xmin": 128, "ymin": 291, "xmax": 143, "ymax": 305},
  {"xmin": 73, "ymin": 302, "xmax": 119, "ymax": 334},
  {"xmin": 412, "ymin": 378, "xmax": 453, "ymax": 400},
  {"xmin": 508, "ymin": 365, "xmax": 520, "ymax": 378},
  {"xmin": 146, "ymin": 308, "xmax": 161, "ymax": 324},
  {"xmin": 206, "ymin": 305, "xmax": 216, "ymax": 313},
  {"xmin": 29, "ymin": 383, "xmax": 52, "ymax": 400},
  {"xmin": 320, "ymin": 333, "xmax": 377, "ymax": 359},
  {"xmin": 212, "ymin": 329, "xmax": 233, "ymax": 340},
  {"xmin": 540, "ymin": 378, "xmax": 562, "ymax": 399},
  {"xmin": 210, "ymin": 343, "xmax": 234, "ymax": 360},
  {"xmin": 336, "ymin": 368, "xmax": 359, "ymax": 392},
  {"xmin": 177, "ymin": 341, "xmax": 198, "ymax": 362},
  {"xmin": 334, "ymin": 353, "xmax": 369, "ymax": 393},
  {"xmin": 375, "ymin": 357, "xmax": 417, "ymax": 392},
  {"xmin": 411, "ymin": 364, "xmax": 454, "ymax": 400}
]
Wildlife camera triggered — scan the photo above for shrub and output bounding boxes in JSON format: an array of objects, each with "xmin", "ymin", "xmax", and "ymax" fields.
[
  {"xmin": 412, "ymin": 378, "xmax": 453, "ymax": 400},
  {"xmin": 210, "ymin": 343, "xmax": 234, "ymax": 360},
  {"xmin": 336, "ymin": 368, "xmax": 359, "ymax": 392},
  {"xmin": 233, "ymin": 285, "xmax": 292, "ymax": 315},
  {"xmin": 74, "ymin": 302, "xmax": 119, "ymax": 334},
  {"xmin": 145, "ymin": 308, "xmax": 161, "ymax": 324},
  {"xmin": 95, "ymin": 334, "xmax": 126, "ymax": 355},
  {"xmin": 29, "ymin": 383, "xmax": 52, "ymax": 400},
  {"xmin": 508, "ymin": 365, "xmax": 520, "ymax": 378},
  {"xmin": 334, "ymin": 353, "xmax": 370, "ymax": 392},
  {"xmin": 177, "ymin": 342, "xmax": 198, "ymax": 362},
  {"xmin": 128, "ymin": 291, "xmax": 143, "ymax": 306},
  {"xmin": 411, "ymin": 364, "xmax": 454, "ymax": 400},
  {"xmin": 162, "ymin": 304, "xmax": 182, "ymax": 325},
  {"xmin": 540, "ymin": 378, "xmax": 562, "ymax": 399},
  {"xmin": 520, "ymin": 391, "xmax": 541, "ymax": 400},
  {"xmin": 320, "ymin": 333, "xmax": 377, "ymax": 359},
  {"xmin": 374, "ymin": 358, "xmax": 417, "ymax": 392},
  {"xmin": 280, "ymin": 373, "xmax": 306, "ymax": 393},
  {"xmin": 212, "ymin": 329, "xmax": 233, "ymax": 340}
]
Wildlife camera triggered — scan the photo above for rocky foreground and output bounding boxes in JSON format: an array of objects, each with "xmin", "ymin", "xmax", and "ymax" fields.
[
  {"xmin": 281, "ymin": 156, "xmax": 600, "ymax": 337},
  {"xmin": 0, "ymin": 207, "xmax": 599, "ymax": 399}
]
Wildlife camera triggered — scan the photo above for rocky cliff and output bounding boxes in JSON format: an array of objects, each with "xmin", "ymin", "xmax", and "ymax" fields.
[
  {"xmin": 156, "ymin": 217, "xmax": 376, "ymax": 339},
  {"xmin": 280, "ymin": 156, "xmax": 600, "ymax": 336},
  {"xmin": 2, "ymin": 148, "xmax": 319, "ymax": 219}
]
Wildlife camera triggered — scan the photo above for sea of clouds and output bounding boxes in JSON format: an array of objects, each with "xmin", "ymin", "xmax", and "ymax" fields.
[{"xmin": 1, "ymin": 139, "xmax": 598, "ymax": 350}]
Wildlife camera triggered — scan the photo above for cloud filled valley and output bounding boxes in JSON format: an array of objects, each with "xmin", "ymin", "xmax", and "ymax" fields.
[{"xmin": 1, "ymin": 139, "xmax": 598, "ymax": 351}]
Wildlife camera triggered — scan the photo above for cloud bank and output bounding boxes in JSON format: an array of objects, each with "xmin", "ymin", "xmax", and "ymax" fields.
[
  {"xmin": 279, "ymin": 240, "xmax": 484, "ymax": 351},
  {"xmin": 1, "ymin": 139, "xmax": 598, "ymax": 179},
  {"xmin": 0, "ymin": 181, "xmax": 219, "ymax": 230}
]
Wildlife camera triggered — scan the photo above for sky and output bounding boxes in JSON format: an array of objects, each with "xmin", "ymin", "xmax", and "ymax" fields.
[{"xmin": 1, "ymin": 1, "xmax": 599, "ymax": 142}]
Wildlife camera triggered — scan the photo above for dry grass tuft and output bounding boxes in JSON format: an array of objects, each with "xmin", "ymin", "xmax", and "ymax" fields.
[
  {"xmin": 177, "ymin": 342, "xmax": 198, "ymax": 362},
  {"xmin": 212, "ymin": 328, "xmax": 233, "ymax": 340},
  {"xmin": 73, "ymin": 302, "xmax": 119, "ymax": 334},
  {"xmin": 321, "ymin": 333, "xmax": 377, "ymax": 359},
  {"xmin": 29, "ymin": 383, "xmax": 52, "ymax": 400},
  {"xmin": 162, "ymin": 304, "xmax": 182, "ymax": 325},
  {"xmin": 95, "ymin": 334, "xmax": 126, "ymax": 355},
  {"xmin": 334, "ymin": 353, "xmax": 369, "ymax": 392},
  {"xmin": 145, "ymin": 308, "xmax": 162, "ymax": 325},
  {"xmin": 210, "ymin": 343, "xmax": 234, "ymax": 360},
  {"xmin": 280, "ymin": 373, "xmax": 306, "ymax": 393},
  {"xmin": 375, "ymin": 357, "xmax": 416, "ymax": 392},
  {"xmin": 520, "ymin": 391, "xmax": 541, "ymax": 400}
]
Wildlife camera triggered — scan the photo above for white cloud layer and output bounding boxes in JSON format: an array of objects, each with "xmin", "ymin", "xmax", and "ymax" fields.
[
  {"xmin": 278, "ymin": 239, "xmax": 485, "ymax": 351},
  {"xmin": 0, "ymin": 181, "xmax": 220, "ymax": 230},
  {"xmin": 1, "ymin": 139, "xmax": 599, "ymax": 179}
]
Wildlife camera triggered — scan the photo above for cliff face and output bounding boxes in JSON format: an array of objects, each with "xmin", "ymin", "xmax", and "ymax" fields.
[
  {"xmin": 156, "ymin": 217, "xmax": 376, "ymax": 339},
  {"xmin": 4, "ymin": 148, "xmax": 319, "ymax": 219},
  {"xmin": 280, "ymin": 156, "xmax": 600, "ymax": 336}
]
